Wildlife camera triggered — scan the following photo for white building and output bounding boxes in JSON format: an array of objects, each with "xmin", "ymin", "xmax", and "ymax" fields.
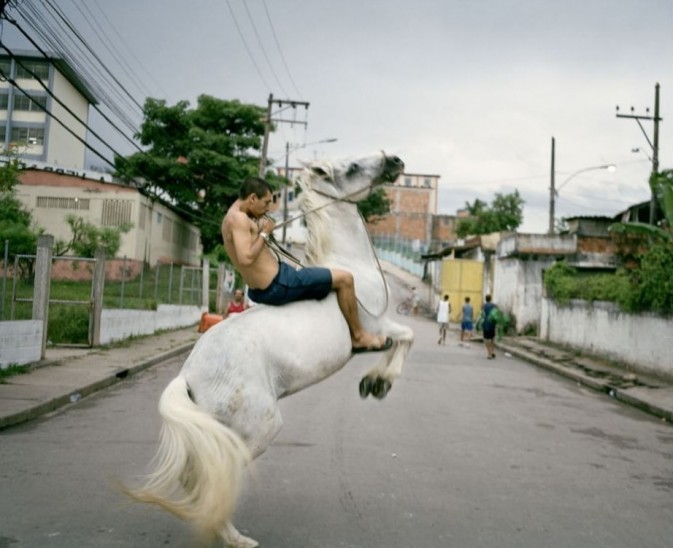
[{"xmin": 0, "ymin": 51, "xmax": 95, "ymax": 169}]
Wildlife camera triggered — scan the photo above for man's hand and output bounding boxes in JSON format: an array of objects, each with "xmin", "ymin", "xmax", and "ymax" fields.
[{"xmin": 260, "ymin": 216, "xmax": 275, "ymax": 234}]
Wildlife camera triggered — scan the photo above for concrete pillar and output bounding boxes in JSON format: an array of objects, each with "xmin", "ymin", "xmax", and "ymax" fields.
[
  {"xmin": 91, "ymin": 249, "xmax": 106, "ymax": 346},
  {"xmin": 216, "ymin": 264, "xmax": 226, "ymax": 314},
  {"xmin": 201, "ymin": 258, "xmax": 210, "ymax": 312},
  {"xmin": 32, "ymin": 235, "xmax": 53, "ymax": 359}
]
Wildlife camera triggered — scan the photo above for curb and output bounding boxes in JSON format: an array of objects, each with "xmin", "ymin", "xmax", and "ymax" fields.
[
  {"xmin": 498, "ymin": 342, "xmax": 672, "ymax": 423},
  {"xmin": 0, "ymin": 342, "xmax": 196, "ymax": 430}
]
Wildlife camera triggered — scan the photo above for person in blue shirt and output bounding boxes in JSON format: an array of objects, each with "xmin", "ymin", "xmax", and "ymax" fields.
[
  {"xmin": 481, "ymin": 294, "xmax": 497, "ymax": 359},
  {"xmin": 460, "ymin": 296, "xmax": 474, "ymax": 343}
]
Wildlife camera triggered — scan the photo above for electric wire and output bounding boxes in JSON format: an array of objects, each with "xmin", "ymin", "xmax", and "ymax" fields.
[
  {"xmin": 224, "ymin": 0, "xmax": 272, "ymax": 91},
  {"xmin": 70, "ymin": 0, "xmax": 157, "ymax": 101},
  {"xmin": 240, "ymin": 0, "xmax": 289, "ymax": 97},
  {"xmin": 88, "ymin": 0, "xmax": 167, "ymax": 98},
  {"xmin": 14, "ymin": 2, "xmax": 142, "ymax": 133},
  {"xmin": 261, "ymin": 0, "xmax": 302, "ymax": 98}
]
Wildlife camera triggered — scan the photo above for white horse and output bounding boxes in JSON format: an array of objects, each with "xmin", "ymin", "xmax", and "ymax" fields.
[{"xmin": 127, "ymin": 152, "xmax": 415, "ymax": 547}]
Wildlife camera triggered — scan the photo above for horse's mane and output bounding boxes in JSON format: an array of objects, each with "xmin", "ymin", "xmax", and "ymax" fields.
[{"xmin": 298, "ymin": 168, "xmax": 333, "ymax": 265}]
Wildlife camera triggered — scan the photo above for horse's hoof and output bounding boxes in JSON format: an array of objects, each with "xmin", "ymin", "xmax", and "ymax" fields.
[
  {"xmin": 372, "ymin": 378, "xmax": 392, "ymax": 399},
  {"xmin": 359, "ymin": 376, "xmax": 373, "ymax": 398}
]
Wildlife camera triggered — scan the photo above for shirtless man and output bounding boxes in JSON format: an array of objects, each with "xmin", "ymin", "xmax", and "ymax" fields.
[{"xmin": 221, "ymin": 177, "xmax": 392, "ymax": 353}]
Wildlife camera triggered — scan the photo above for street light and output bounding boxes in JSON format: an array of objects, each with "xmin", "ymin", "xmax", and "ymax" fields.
[
  {"xmin": 549, "ymin": 163, "xmax": 615, "ymax": 234},
  {"xmin": 282, "ymin": 138, "xmax": 338, "ymax": 243}
]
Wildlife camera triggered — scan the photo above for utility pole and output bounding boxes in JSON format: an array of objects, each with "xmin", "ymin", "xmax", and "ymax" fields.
[
  {"xmin": 258, "ymin": 95, "xmax": 309, "ymax": 177},
  {"xmin": 616, "ymin": 83, "xmax": 662, "ymax": 225},
  {"xmin": 549, "ymin": 136, "xmax": 556, "ymax": 234}
]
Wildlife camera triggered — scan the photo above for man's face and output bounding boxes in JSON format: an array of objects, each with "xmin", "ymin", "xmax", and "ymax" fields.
[
  {"xmin": 250, "ymin": 191, "xmax": 273, "ymax": 218},
  {"xmin": 234, "ymin": 290, "xmax": 244, "ymax": 302}
]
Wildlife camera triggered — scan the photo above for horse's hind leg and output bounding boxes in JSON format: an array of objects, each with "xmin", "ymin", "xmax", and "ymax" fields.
[{"xmin": 219, "ymin": 402, "xmax": 284, "ymax": 548}]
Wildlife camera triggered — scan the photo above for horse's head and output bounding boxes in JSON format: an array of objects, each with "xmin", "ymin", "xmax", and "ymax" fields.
[{"xmin": 300, "ymin": 152, "xmax": 404, "ymax": 202}]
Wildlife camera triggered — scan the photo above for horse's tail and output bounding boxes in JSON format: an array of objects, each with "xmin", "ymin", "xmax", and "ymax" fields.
[{"xmin": 125, "ymin": 376, "xmax": 251, "ymax": 539}]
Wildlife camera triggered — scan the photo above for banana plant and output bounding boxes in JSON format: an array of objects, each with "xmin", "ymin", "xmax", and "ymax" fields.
[{"xmin": 609, "ymin": 170, "xmax": 673, "ymax": 242}]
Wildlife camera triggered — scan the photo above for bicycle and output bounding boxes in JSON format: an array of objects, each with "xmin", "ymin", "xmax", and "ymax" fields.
[{"xmin": 396, "ymin": 299, "xmax": 412, "ymax": 316}]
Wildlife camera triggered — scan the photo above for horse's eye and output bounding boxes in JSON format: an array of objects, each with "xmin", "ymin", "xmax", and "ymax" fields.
[{"xmin": 346, "ymin": 163, "xmax": 361, "ymax": 178}]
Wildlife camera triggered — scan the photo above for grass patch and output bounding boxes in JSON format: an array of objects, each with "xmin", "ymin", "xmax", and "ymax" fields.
[{"xmin": 0, "ymin": 363, "xmax": 30, "ymax": 383}]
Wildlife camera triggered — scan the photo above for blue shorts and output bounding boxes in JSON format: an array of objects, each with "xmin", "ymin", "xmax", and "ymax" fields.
[
  {"xmin": 461, "ymin": 321, "xmax": 473, "ymax": 331},
  {"xmin": 248, "ymin": 262, "xmax": 333, "ymax": 306}
]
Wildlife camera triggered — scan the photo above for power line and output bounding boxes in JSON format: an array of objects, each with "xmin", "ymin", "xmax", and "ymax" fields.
[
  {"xmin": 240, "ymin": 0, "xmax": 289, "ymax": 97},
  {"xmin": 225, "ymin": 0, "xmax": 272, "ymax": 92},
  {"xmin": 261, "ymin": 0, "xmax": 302, "ymax": 98}
]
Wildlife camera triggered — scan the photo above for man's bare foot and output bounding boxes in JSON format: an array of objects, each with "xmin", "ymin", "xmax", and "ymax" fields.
[{"xmin": 351, "ymin": 334, "xmax": 393, "ymax": 354}]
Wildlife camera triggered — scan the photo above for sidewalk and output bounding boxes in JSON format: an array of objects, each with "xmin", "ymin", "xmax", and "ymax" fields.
[
  {"xmin": 0, "ymin": 326, "xmax": 200, "ymax": 430},
  {"xmin": 497, "ymin": 336, "xmax": 673, "ymax": 423}
]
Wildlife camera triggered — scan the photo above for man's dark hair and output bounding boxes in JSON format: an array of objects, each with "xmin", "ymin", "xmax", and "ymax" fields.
[
  {"xmin": 485, "ymin": 294, "xmax": 492, "ymax": 303},
  {"xmin": 239, "ymin": 177, "xmax": 273, "ymax": 199}
]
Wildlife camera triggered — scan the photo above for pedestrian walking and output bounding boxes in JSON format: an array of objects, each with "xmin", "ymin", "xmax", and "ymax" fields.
[
  {"xmin": 480, "ymin": 294, "xmax": 497, "ymax": 359},
  {"xmin": 460, "ymin": 296, "xmax": 474, "ymax": 343},
  {"xmin": 436, "ymin": 294, "xmax": 450, "ymax": 345}
]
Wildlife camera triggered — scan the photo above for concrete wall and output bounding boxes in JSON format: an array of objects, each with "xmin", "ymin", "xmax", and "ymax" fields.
[
  {"xmin": 494, "ymin": 257, "xmax": 550, "ymax": 333},
  {"xmin": 100, "ymin": 304, "xmax": 201, "ymax": 344},
  {"xmin": 0, "ymin": 320, "xmax": 43, "ymax": 368},
  {"xmin": 540, "ymin": 298, "xmax": 673, "ymax": 379}
]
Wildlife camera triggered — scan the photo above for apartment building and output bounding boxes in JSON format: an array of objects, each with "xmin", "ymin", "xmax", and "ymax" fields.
[
  {"xmin": 1, "ymin": 51, "xmax": 201, "ymax": 268},
  {"xmin": 0, "ymin": 51, "xmax": 95, "ymax": 169}
]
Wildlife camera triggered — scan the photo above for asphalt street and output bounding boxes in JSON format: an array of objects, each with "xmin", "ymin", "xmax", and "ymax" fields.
[{"xmin": 1, "ymin": 310, "xmax": 672, "ymax": 548}]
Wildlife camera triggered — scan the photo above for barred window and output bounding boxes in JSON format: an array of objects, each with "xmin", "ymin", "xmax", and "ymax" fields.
[
  {"xmin": 13, "ymin": 94, "xmax": 47, "ymax": 112},
  {"xmin": 36, "ymin": 196, "xmax": 90, "ymax": 210},
  {"xmin": 0, "ymin": 93, "xmax": 9, "ymax": 110},
  {"xmin": 15, "ymin": 60, "xmax": 49, "ymax": 80},
  {"xmin": 102, "ymin": 199, "xmax": 132, "ymax": 226},
  {"xmin": 10, "ymin": 126, "xmax": 45, "ymax": 145}
]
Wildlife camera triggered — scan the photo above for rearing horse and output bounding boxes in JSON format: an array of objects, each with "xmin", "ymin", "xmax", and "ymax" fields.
[{"xmin": 127, "ymin": 152, "xmax": 415, "ymax": 547}]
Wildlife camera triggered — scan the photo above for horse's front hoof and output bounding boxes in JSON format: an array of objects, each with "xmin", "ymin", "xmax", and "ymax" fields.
[
  {"xmin": 359, "ymin": 376, "xmax": 373, "ymax": 398},
  {"xmin": 372, "ymin": 378, "xmax": 392, "ymax": 399}
]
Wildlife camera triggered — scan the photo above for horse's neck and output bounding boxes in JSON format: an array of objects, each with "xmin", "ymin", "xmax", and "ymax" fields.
[
  {"xmin": 302, "ymin": 194, "xmax": 386, "ymax": 311},
  {"xmin": 303, "ymin": 197, "xmax": 373, "ymax": 268}
]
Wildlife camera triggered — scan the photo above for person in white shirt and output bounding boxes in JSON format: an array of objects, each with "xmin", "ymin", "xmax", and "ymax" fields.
[{"xmin": 436, "ymin": 294, "xmax": 450, "ymax": 345}]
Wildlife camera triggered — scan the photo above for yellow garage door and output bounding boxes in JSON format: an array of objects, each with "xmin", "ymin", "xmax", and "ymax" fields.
[{"xmin": 440, "ymin": 259, "xmax": 483, "ymax": 322}]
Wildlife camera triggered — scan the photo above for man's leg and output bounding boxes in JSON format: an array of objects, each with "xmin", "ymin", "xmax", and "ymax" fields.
[{"xmin": 331, "ymin": 269, "xmax": 388, "ymax": 350}]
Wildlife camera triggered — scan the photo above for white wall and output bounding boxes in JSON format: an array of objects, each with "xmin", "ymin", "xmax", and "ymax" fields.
[
  {"xmin": 540, "ymin": 298, "xmax": 673, "ymax": 379},
  {"xmin": 0, "ymin": 320, "xmax": 43, "ymax": 368},
  {"xmin": 494, "ymin": 257, "xmax": 549, "ymax": 333},
  {"xmin": 100, "ymin": 304, "xmax": 201, "ymax": 344}
]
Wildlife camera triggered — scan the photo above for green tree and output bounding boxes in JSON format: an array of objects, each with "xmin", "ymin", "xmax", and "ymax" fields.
[
  {"xmin": 55, "ymin": 215, "xmax": 132, "ymax": 258},
  {"xmin": 0, "ymin": 158, "xmax": 40, "ymax": 260},
  {"xmin": 610, "ymin": 170, "xmax": 673, "ymax": 242},
  {"xmin": 115, "ymin": 95, "xmax": 277, "ymax": 253},
  {"xmin": 456, "ymin": 190, "xmax": 524, "ymax": 237},
  {"xmin": 357, "ymin": 187, "xmax": 392, "ymax": 222}
]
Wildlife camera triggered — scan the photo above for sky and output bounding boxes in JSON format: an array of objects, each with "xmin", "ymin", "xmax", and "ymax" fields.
[{"xmin": 2, "ymin": 0, "xmax": 672, "ymax": 233}]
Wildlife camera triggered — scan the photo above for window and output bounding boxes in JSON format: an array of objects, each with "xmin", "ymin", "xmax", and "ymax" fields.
[
  {"xmin": 15, "ymin": 60, "xmax": 49, "ymax": 80},
  {"xmin": 0, "ymin": 59, "xmax": 11, "ymax": 78},
  {"xmin": 0, "ymin": 93, "xmax": 9, "ymax": 110},
  {"xmin": 156, "ymin": 212, "xmax": 162, "ymax": 224},
  {"xmin": 423, "ymin": 178, "xmax": 432, "ymax": 188},
  {"xmin": 404, "ymin": 177, "xmax": 412, "ymax": 187},
  {"xmin": 102, "ymin": 199, "xmax": 132, "ymax": 226},
  {"xmin": 10, "ymin": 126, "xmax": 45, "ymax": 145},
  {"xmin": 36, "ymin": 196, "xmax": 90, "ymax": 210},
  {"xmin": 13, "ymin": 94, "xmax": 47, "ymax": 112}
]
